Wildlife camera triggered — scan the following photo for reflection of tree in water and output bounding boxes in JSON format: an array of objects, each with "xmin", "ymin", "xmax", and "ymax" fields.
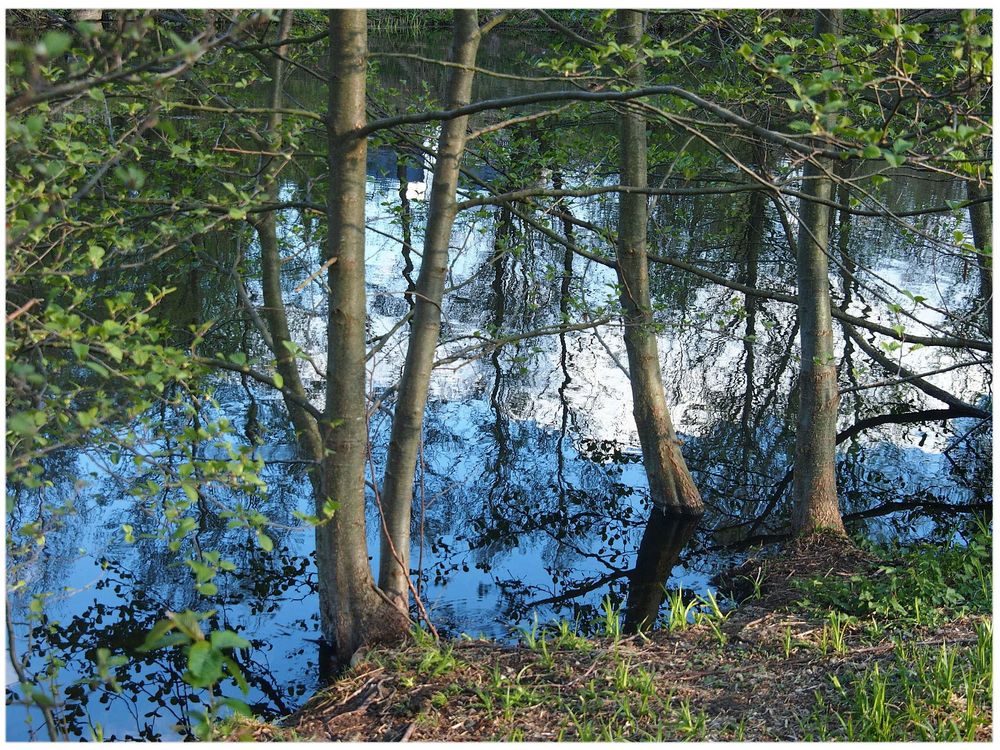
[
  {"xmin": 10, "ymin": 32, "xmax": 991, "ymax": 737},
  {"xmin": 26, "ymin": 545, "xmax": 315, "ymax": 740},
  {"xmin": 7, "ymin": 367, "xmax": 322, "ymax": 739},
  {"xmin": 624, "ymin": 511, "xmax": 700, "ymax": 633}
]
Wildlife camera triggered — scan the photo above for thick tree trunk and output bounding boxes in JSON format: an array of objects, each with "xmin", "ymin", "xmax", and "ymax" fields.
[
  {"xmin": 377, "ymin": 11, "xmax": 482, "ymax": 608},
  {"xmin": 615, "ymin": 10, "xmax": 702, "ymax": 515},
  {"xmin": 322, "ymin": 9, "xmax": 408, "ymax": 660},
  {"xmin": 252, "ymin": 11, "xmax": 323, "ymax": 479},
  {"xmin": 792, "ymin": 10, "xmax": 846, "ymax": 536}
]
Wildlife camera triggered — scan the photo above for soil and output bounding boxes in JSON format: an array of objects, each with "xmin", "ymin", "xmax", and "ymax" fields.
[{"xmin": 226, "ymin": 533, "xmax": 990, "ymax": 742}]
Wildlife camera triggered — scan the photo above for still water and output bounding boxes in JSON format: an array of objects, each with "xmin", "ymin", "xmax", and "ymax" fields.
[{"xmin": 6, "ymin": 30, "xmax": 990, "ymax": 740}]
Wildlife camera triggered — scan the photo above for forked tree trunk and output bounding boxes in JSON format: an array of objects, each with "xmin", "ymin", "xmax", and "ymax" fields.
[
  {"xmin": 322, "ymin": 9, "xmax": 408, "ymax": 660},
  {"xmin": 377, "ymin": 11, "xmax": 482, "ymax": 608},
  {"xmin": 615, "ymin": 10, "xmax": 702, "ymax": 515},
  {"xmin": 792, "ymin": 10, "xmax": 846, "ymax": 536},
  {"xmin": 252, "ymin": 10, "xmax": 323, "ymax": 480}
]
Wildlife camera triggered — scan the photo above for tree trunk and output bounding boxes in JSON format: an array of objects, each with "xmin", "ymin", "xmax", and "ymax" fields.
[
  {"xmin": 615, "ymin": 10, "xmax": 702, "ymax": 515},
  {"xmin": 252, "ymin": 10, "xmax": 323, "ymax": 481},
  {"xmin": 967, "ymin": 177, "xmax": 992, "ymax": 333},
  {"xmin": 964, "ymin": 18, "xmax": 991, "ymax": 334},
  {"xmin": 791, "ymin": 10, "xmax": 846, "ymax": 536},
  {"xmin": 377, "ymin": 11, "xmax": 482, "ymax": 608},
  {"xmin": 322, "ymin": 9, "xmax": 408, "ymax": 660}
]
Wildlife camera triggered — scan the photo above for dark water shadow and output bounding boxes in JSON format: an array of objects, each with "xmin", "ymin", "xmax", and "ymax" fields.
[{"xmin": 624, "ymin": 510, "xmax": 701, "ymax": 633}]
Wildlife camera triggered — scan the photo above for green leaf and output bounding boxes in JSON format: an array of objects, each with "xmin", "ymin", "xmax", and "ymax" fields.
[
  {"xmin": 40, "ymin": 31, "xmax": 72, "ymax": 58},
  {"xmin": 197, "ymin": 582, "xmax": 218, "ymax": 596},
  {"xmin": 25, "ymin": 114, "xmax": 45, "ymax": 137},
  {"xmin": 170, "ymin": 609, "xmax": 210, "ymax": 640},
  {"xmin": 223, "ymin": 656, "xmax": 249, "ymax": 694},
  {"xmin": 86, "ymin": 361, "xmax": 110, "ymax": 378},
  {"xmin": 87, "ymin": 245, "xmax": 105, "ymax": 268},
  {"xmin": 187, "ymin": 559, "xmax": 214, "ymax": 583},
  {"xmin": 883, "ymin": 150, "xmax": 906, "ymax": 168},
  {"xmin": 70, "ymin": 341, "xmax": 90, "ymax": 360},
  {"xmin": 105, "ymin": 343, "xmax": 124, "ymax": 363},
  {"xmin": 892, "ymin": 137, "xmax": 914, "ymax": 153},
  {"xmin": 211, "ymin": 630, "xmax": 251, "ymax": 651},
  {"xmin": 272, "ymin": 372, "xmax": 284, "ymax": 389},
  {"xmin": 862, "ymin": 144, "xmax": 881, "ymax": 159},
  {"xmin": 27, "ymin": 686, "xmax": 55, "ymax": 708},
  {"xmin": 138, "ymin": 618, "xmax": 179, "ymax": 652},
  {"xmin": 219, "ymin": 697, "xmax": 253, "ymax": 717},
  {"xmin": 187, "ymin": 641, "xmax": 224, "ymax": 685},
  {"xmin": 228, "ymin": 208, "xmax": 247, "ymax": 220},
  {"xmin": 7, "ymin": 412, "xmax": 39, "ymax": 437},
  {"xmin": 256, "ymin": 531, "xmax": 274, "ymax": 552}
]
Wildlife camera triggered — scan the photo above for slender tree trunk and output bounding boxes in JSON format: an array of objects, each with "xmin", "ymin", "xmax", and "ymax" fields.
[
  {"xmin": 252, "ymin": 10, "xmax": 323, "ymax": 478},
  {"xmin": 615, "ymin": 10, "xmax": 702, "ymax": 515},
  {"xmin": 377, "ymin": 11, "xmax": 482, "ymax": 608},
  {"xmin": 791, "ymin": 10, "xmax": 846, "ymax": 536},
  {"xmin": 964, "ymin": 18, "xmax": 991, "ymax": 333},
  {"xmin": 967, "ymin": 178, "xmax": 992, "ymax": 332},
  {"xmin": 323, "ymin": 9, "xmax": 408, "ymax": 660}
]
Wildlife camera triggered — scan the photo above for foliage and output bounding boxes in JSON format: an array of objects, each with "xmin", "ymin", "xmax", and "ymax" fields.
[
  {"xmin": 137, "ymin": 610, "xmax": 253, "ymax": 739},
  {"xmin": 5, "ymin": 6, "xmax": 992, "ymax": 740},
  {"xmin": 803, "ymin": 621, "xmax": 992, "ymax": 741},
  {"xmin": 6, "ymin": 12, "xmax": 282, "ymax": 739},
  {"xmin": 794, "ymin": 518, "xmax": 992, "ymax": 629}
]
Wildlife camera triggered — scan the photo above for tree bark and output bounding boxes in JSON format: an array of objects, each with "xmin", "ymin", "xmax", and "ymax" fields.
[
  {"xmin": 964, "ymin": 17, "xmax": 991, "ymax": 334},
  {"xmin": 377, "ymin": 11, "xmax": 482, "ymax": 608},
  {"xmin": 967, "ymin": 177, "xmax": 992, "ymax": 333},
  {"xmin": 322, "ymin": 9, "xmax": 408, "ymax": 660},
  {"xmin": 252, "ymin": 10, "xmax": 323, "ymax": 481},
  {"xmin": 615, "ymin": 10, "xmax": 702, "ymax": 515},
  {"xmin": 791, "ymin": 10, "xmax": 845, "ymax": 536}
]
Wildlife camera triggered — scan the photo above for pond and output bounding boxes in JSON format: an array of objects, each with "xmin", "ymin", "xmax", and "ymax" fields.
[{"xmin": 6, "ymin": 27, "xmax": 991, "ymax": 741}]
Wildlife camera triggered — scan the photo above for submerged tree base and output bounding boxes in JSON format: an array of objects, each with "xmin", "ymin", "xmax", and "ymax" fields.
[{"xmin": 224, "ymin": 530, "xmax": 992, "ymax": 742}]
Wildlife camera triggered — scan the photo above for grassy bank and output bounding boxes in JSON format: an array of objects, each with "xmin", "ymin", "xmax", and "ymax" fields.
[{"xmin": 225, "ymin": 526, "xmax": 992, "ymax": 741}]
